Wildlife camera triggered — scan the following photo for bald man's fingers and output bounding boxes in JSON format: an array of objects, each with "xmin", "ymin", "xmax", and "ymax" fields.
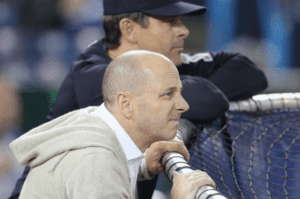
[
  {"xmin": 187, "ymin": 171, "xmax": 216, "ymax": 188},
  {"xmin": 152, "ymin": 140, "xmax": 190, "ymax": 162},
  {"xmin": 173, "ymin": 170, "xmax": 216, "ymax": 189},
  {"xmin": 145, "ymin": 140, "xmax": 189, "ymax": 175}
]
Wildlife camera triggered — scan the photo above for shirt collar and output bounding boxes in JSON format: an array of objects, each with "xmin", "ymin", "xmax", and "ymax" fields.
[{"xmin": 92, "ymin": 103, "xmax": 144, "ymax": 161}]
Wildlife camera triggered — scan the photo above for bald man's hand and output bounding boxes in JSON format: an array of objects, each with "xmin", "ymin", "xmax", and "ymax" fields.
[
  {"xmin": 171, "ymin": 170, "xmax": 216, "ymax": 199},
  {"xmin": 145, "ymin": 140, "xmax": 189, "ymax": 175}
]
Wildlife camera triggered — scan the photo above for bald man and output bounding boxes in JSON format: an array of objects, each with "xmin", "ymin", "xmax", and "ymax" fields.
[{"xmin": 10, "ymin": 50, "xmax": 215, "ymax": 199}]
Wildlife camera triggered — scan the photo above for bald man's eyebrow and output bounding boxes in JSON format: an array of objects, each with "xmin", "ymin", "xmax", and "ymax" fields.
[{"xmin": 161, "ymin": 86, "xmax": 182, "ymax": 93}]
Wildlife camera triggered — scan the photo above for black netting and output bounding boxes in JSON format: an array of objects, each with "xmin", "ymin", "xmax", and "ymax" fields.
[{"xmin": 189, "ymin": 109, "xmax": 300, "ymax": 199}]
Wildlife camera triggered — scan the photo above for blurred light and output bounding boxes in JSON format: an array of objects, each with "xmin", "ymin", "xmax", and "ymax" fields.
[
  {"xmin": 0, "ymin": 2, "xmax": 12, "ymax": 24},
  {"xmin": 36, "ymin": 55, "xmax": 68, "ymax": 88},
  {"xmin": 265, "ymin": 66, "xmax": 300, "ymax": 92},
  {"xmin": 75, "ymin": 26, "xmax": 102, "ymax": 52},
  {"xmin": 79, "ymin": 0, "xmax": 103, "ymax": 22},
  {"xmin": 64, "ymin": 0, "xmax": 103, "ymax": 25},
  {"xmin": 0, "ymin": 27, "xmax": 19, "ymax": 57},
  {"xmin": 265, "ymin": 42, "xmax": 281, "ymax": 66},
  {"xmin": 0, "ymin": 132, "xmax": 24, "ymax": 199},
  {"xmin": 2, "ymin": 60, "xmax": 31, "ymax": 90},
  {"xmin": 37, "ymin": 31, "xmax": 69, "ymax": 54}
]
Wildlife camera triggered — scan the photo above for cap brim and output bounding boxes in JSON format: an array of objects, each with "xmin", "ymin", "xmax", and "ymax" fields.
[{"xmin": 143, "ymin": 1, "xmax": 207, "ymax": 16}]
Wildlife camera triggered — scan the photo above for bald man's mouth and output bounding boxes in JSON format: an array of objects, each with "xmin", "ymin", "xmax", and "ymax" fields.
[
  {"xmin": 169, "ymin": 115, "xmax": 181, "ymax": 121},
  {"xmin": 172, "ymin": 41, "xmax": 184, "ymax": 49}
]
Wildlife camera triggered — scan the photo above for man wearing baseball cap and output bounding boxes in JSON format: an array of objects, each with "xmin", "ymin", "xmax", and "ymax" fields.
[{"xmin": 9, "ymin": 0, "xmax": 267, "ymax": 198}]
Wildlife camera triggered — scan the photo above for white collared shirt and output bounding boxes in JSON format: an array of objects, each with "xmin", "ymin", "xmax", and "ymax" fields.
[{"xmin": 91, "ymin": 103, "xmax": 148, "ymax": 198}]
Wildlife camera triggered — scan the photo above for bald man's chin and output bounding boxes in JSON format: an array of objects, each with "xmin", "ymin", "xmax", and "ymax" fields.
[{"xmin": 169, "ymin": 127, "xmax": 180, "ymax": 140}]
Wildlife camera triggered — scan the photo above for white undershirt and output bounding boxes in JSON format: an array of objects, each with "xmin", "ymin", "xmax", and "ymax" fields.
[{"xmin": 91, "ymin": 103, "xmax": 145, "ymax": 199}]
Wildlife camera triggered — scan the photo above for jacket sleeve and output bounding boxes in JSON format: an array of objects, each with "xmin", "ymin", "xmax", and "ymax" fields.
[
  {"xmin": 207, "ymin": 52, "xmax": 268, "ymax": 101},
  {"xmin": 180, "ymin": 75, "xmax": 229, "ymax": 123},
  {"xmin": 180, "ymin": 52, "xmax": 268, "ymax": 101},
  {"xmin": 65, "ymin": 151, "xmax": 132, "ymax": 199}
]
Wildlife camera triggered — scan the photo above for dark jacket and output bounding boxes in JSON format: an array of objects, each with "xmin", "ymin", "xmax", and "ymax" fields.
[
  {"xmin": 9, "ymin": 40, "xmax": 268, "ymax": 199},
  {"xmin": 46, "ymin": 40, "xmax": 267, "ymax": 123}
]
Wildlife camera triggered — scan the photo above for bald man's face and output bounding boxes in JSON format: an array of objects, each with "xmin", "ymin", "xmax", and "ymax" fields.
[{"xmin": 133, "ymin": 58, "xmax": 189, "ymax": 143}]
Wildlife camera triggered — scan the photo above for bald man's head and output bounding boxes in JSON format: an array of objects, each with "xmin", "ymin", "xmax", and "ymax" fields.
[
  {"xmin": 103, "ymin": 50, "xmax": 188, "ymax": 151},
  {"xmin": 102, "ymin": 50, "xmax": 174, "ymax": 107}
]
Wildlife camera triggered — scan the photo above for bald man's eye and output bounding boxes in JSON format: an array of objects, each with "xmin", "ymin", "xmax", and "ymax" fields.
[{"xmin": 163, "ymin": 92, "xmax": 173, "ymax": 98}]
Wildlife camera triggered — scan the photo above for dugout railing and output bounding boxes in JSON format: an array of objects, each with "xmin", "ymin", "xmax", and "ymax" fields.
[{"xmin": 188, "ymin": 92, "xmax": 300, "ymax": 199}]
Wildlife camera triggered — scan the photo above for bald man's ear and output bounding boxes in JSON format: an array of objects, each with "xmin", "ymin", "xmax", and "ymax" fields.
[
  {"xmin": 119, "ymin": 18, "xmax": 138, "ymax": 44},
  {"xmin": 116, "ymin": 92, "xmax": 133, "ymax": 118}
]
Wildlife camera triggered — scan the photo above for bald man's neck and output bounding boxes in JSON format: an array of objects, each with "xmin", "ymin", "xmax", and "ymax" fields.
[{"xmin": 109, "ymin": 108, "xmax": 149, "ymax": 153}]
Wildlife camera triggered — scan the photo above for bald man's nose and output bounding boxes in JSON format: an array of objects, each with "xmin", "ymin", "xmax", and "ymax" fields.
[{"xmin": 176, "ymin": 94, "xmax": 189, "ymax": 113}]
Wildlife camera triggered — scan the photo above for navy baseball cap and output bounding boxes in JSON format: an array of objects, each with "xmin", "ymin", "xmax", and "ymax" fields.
[{"xmin": 103, "ymin": 0, "xmax": 207, "ymax": 16}]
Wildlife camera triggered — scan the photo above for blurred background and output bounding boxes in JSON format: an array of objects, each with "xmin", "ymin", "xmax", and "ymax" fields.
[{"xmin": 0, "ymin": 0, "xmax": 300, "ymax": 198}]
